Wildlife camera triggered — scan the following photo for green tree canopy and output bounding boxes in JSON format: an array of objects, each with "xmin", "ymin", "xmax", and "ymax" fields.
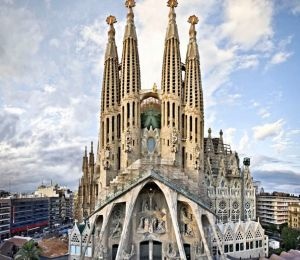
[
  {"xmin": 281, "ymin": 226, "xmax": 300, "ymax": 251},
  {"xmin": 14, "ymin": 240, "xmax": 41, "ymax": 260}
]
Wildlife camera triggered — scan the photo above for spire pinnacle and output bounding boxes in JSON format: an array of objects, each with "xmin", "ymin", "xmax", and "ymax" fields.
[
  {"xmin": 188, "ymin": 15, "xmax": 198, "ymax": 39},
  {"xmin": 84, "ymin": 146, "xmax": 87, "ymax": 157},
  {"xmin": 124, "ymin": 0, "xmax": 137, "ymax": 38},
  {"xmin": 167, "ymin": 0, "xmax": 178, "ymax": 8},
  {"xmin": 104, "ymin": 15, "xmax": 118, "ymax": 60},
  {"xmin": 106, "ymin": 15, "xmax": 116, "ymax": 39},
  {"xmin": 125, "ymin": 0, "xmax": 135, "ymax": 8},
  {"xmin": 106, "ymin": 15, "xmax": 117, "ymax": 26},
  {"xmin": 91, "ymin": 141, "xmax": 93, "ymax": 153},
  {"xmin": 165, "ymin": 0, "xmax": 179, "ymax": 40}
]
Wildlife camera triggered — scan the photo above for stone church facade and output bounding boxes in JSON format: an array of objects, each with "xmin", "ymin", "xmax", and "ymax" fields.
[{"xmin": 69, "ymin": 1, "xmax": 268, "ymax": 259}]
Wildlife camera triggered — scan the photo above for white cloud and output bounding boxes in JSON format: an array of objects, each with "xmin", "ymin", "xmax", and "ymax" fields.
[
  {"xmin": 258, "ymin": 108, "xmax": 270, "ymax": 119},
  {"xmin": 44, "ymin": 84, "xmax": 56, "ymax": 93},
  {"xmin": 239, "ymin": 131, "xmax": 250, "ymax": 151},
  {"xmin": 270, "ymin": 51, "xmax": 292, "ymax": 64},
  {"xmin": 49, "ymin": 38, "xmax": 60, "ymax": 48},
  {"xmin": 220, "ymin": 0, "xmax": 273, "ymax": 49},
  {"xmin": 290, "ymin": 0, "xmax": 300, "ymax": 15},
  {"xmin": 253, "ymin": 119, "xmax": 284, "ymax": 140},
  {"xmin": 3, "ymin": 106, "xmax": 25, "ymax": 115},
  {"xmin": 223, "ymin": 128, "xmax": 236, "ymax": 148},
  {"xmin": 0, "ymin": 5, "xmax": 43, "ymax": 81}
]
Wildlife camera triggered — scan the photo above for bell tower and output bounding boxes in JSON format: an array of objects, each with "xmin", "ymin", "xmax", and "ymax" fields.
[
  {"xmin": 120, "ymin": 0, "xmax": 141, "ymax": 169},
  {"xmin": 160, "ymin": 0, "xmax": 183, "ymax": 165},
  {"xmin": 98, "ymin": 15, "xmax": 120, "ymax": 187},
  {"xmin": 182, "ymin": 15, "xmax": 204, "ymax": 182}
]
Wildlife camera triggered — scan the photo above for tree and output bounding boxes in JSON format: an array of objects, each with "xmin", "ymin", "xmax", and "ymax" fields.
[
  {"xmin": 14, "ymin": 240, "xmax": 41, "ymax": 260},
  {"xmin": 281, "ymin": 226, "xmax": 300, "ymax": 251}
]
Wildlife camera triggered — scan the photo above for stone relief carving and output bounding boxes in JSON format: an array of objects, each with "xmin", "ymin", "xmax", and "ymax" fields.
[
  {"xmin": 137, "ymin": 195, "xmax": 167, "ymax": 235},
  {"xmin": 137, "ymin": 216, "xmax": 166, "ymax": 234},
  {"xmin": 179, "ymin": 206, "xmax": 194, "ymax": 237},
  {"xmin": 165, "ymin": 243, "xmax": 179, "ymax": 259},
  {"xmin": 110, "ymin": 205, "xmax": 125, "ymax": 238},
  {"xmin": 122, "ymin": 244, "xmax": 135, "ymax": 260},
  {"xmin": 194, "ymin": 144, "xmax": 201, "ymax": 170},
  {"xmin": 95, "ymin": 243, "xmax": 108, "ymax": 259},
  {"xmin": 195, "ymin": 241, "xmax": 205, "ymax": 256},
  {"xmin": 125, "ymin": 129, "xmax": 132, "ymax": 153},
  {"xmin": 171, "ymin": 127, "xmax": 179, "ymax": 153},
  {"xmin": 103, "ymin": 146, "xmax": 111, "ymax": 170}
]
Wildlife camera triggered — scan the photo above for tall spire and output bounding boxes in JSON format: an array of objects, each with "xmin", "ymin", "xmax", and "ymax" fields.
[
  {"xmin": 161, "ymin": 0, "xmax": 182, "ymax": 96},
  {"xmin": 124, "ymin": 0, "xmax": 137, "ymax": 39},
  {"xmin": 161, "ymin": 0, "xmax": 182, "ymax": 166},
  {"xmin": 105, "ymin": 15, "xmax": 118, "ymax": 60},
  {"xmin": 98, "ymin": 15, "xmax": 120, "ymax": 183},
  {"xmin": 184, "ymin": 15, "xmax": 203, "ymax": 110},
  {"xmin": 166, "ymin": 0, "xmax": 179, "ymax": 40},
  {"xmin": 101, "ymin": 15, "xmax": 119, "ymax": 113},
  {"xmin": 121, "ymin": 0, "xmax": 140, "ymax": 98},
  {"xmin": 120, "ymin": 0, "xmax": 141, "ymax": 169}
]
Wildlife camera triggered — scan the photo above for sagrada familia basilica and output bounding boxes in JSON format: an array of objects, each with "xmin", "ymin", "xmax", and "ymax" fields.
[{"xmin": 69, "ymin": 1, "xmax": 268, "ymax": 259}]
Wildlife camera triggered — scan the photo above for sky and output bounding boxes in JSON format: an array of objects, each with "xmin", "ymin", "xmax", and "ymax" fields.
[{"xmin": 0, "ymin": 0, "xmax": 300, "ymax": 194}]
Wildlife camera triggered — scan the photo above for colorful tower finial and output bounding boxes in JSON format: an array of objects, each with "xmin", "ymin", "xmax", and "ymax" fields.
[
  {"xmin": 167, "ymin": 0, "xmax": 178, "ymax": 8},
  {"xmin": 106, "ymin": 15, "xmax": 117, "ymax": 25},
  {"xmin": 125, "ymin": 0, "xmax": 136, "ymax": 8},
  {"xmin": 188, "ymin": 14, "xmax": 199, "ymax": 25}
]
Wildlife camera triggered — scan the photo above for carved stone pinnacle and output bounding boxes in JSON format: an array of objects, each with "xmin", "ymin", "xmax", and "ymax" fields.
[
  {"xmin": 167, "ymin": 0, "xmax": 178, "ymax": 8},
  {"xmin": 188, "ymin": 15, "xmax": 199, "ymax": 25},
  {"xmin": 125, "ymin": 0, "xmax": 136, "ymax": 8},
  {"xmin": 106, "ymin": 15, "xmax": 117, "ymax": 25}
]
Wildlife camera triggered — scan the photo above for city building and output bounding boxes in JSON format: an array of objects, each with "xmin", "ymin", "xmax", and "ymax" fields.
[
  {"xmin": 70, "ymin": 0, "xmax": 267, "ymax": 259},
  {"xmin": 288, "ymin": 202, "xmax": 300, "ymax": 229},
  {"xmin": 10, "ymin": 197, "xmax": 49, "ymax": 235},
  {"xmin": 35, "ymin": 183, "xmax": 74, "ymax": 226},
  {"xmin": 0, "ymin": 199, "xmax": 11, "ymax": 242},
  {"xmin": 256, "ymin": 192, "xmax": 300, "ymax": 229}
]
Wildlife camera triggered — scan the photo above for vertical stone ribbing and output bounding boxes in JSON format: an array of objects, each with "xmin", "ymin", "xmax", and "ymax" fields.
[
  {"xmin": 182, "ymin": 15, "xmax": 204, "ymax": 183},
  {"xmin": 98, "ymin": 16, "xmax": 120, "ymax": 188},
  {"xmin": 161, "ymin": 0, "xmax": 183, "ymax": 165},
  {"xmin": 120, "ymin": 0, "xmax": 141, "ymax": 169}
]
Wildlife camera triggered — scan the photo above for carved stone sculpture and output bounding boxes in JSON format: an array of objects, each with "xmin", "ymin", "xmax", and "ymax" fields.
[
  {"xmin": 122, "ymin": 244, "xmax": 135, "ymax": 260},
  {"xmin": 125, "ymin": 129, "xmax": 132, "ymax": 153},
  {"xmin": 171, "ymin": 127, "xmax": 178, "ymax": 153}
]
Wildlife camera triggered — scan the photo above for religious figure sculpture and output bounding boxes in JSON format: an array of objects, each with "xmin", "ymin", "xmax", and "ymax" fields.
[
  {"xmin": 171, "ymin": 127, "xmax": 178, "ymax": 153},
  {"xmin": 125, "ymin": 129, "xmax": 132, "ymax": 153}
]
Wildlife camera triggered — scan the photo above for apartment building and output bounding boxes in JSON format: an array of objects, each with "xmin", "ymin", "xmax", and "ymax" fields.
[
  {"xmin": 0, "ymin": 199, "xmax": 11, "ymax": 242},
  {"xmin": 256, "ymin": 192, "xmax": 300, "ymax": 228},
  {"xmin": 288, "ymin": 202, "xmax": 300, "ymax": 229},
  {"xmin": 10, "ymin": 197, "xmax": 49, "ymax": 235}
]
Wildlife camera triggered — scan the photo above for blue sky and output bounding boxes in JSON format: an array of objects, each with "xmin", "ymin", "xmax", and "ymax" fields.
[{"xmin": 0, "ymin": 0, "xmax": 299, "ymax": 194}]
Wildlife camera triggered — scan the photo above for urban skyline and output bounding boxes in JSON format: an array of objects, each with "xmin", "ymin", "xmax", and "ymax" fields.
[{"xmin": 0, "ymin": 0, "xmax": 300, "ymax": 194}]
